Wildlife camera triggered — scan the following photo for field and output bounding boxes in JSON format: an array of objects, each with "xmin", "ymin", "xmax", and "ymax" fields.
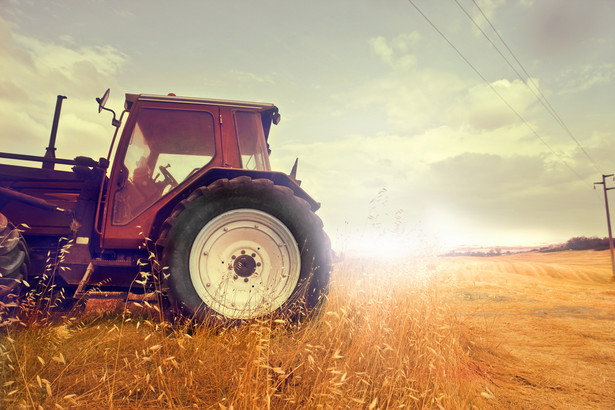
[
  {"xmin": 440, "ymin": 250, "xmax": 615, "ymax": 409},
  {"xmin": 1, "ymin": 250, "xmax": 614, "ymax": 409}
]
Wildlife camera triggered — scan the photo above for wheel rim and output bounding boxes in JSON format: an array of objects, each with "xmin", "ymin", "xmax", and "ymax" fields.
[{"xmin": 189, "ymin": 209, "xmax": 301, "ymax": 319}]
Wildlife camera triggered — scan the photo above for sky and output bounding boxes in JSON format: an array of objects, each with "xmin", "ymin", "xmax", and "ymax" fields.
[{"xmin": 1, "ymin": 0, "xmax": 614, "ymax": 255}]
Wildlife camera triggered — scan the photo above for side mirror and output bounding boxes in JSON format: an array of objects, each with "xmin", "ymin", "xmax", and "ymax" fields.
[
  {"xmin": 96, "ymin": 88, "xmax": 120, "ymax": 127},
  {"xmin": 96, "ymin": 88, "xmax": 110, "ymax": 113}
]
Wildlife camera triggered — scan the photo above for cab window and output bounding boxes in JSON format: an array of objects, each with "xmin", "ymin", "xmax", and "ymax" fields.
[
  {"xmin": 234, "ymin": 111, "xmax": 270, "ymax": 171},
  {"xmin": 112, "ymin": 108, "xmax": 216, "ymax": 224}
]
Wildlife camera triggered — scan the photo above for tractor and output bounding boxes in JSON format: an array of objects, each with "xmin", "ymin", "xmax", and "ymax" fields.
[{"xmin": 0, "ymin": 90, "xmax": 331, "ymax": 321}]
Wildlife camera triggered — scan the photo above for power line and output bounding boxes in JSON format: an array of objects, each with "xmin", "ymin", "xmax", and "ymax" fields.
[
  {"xmin": 406, "ymin": 0, "xmax": 587, "ymax": 182},
  {"xmin": 466, "ymin": 0, "xmax": 605, "ymax": 175}
]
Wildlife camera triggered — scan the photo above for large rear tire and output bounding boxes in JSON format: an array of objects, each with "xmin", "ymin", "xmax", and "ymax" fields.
[
  {"xmin": 0, "ymin": 212, "xmax": 29, "ymax": 323},
  {"xmin": 160, "ymin": 176, "xmax": 331, "ymax": 321}
]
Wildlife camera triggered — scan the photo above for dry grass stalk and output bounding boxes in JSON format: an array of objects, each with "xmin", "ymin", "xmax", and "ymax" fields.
[{"xmin": 0, "ymin": 250, "xmax": 491, "ymax": 409}]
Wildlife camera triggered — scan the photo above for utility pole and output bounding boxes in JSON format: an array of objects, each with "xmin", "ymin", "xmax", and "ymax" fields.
[{"xmin": 594, "ymin": 174, "xmax": 615, "ymax": 279}]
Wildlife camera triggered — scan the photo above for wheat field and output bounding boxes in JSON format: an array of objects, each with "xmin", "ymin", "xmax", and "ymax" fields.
[{"xmin": 1, "ymin": 250, "xmax": 614, "ymax": 409}]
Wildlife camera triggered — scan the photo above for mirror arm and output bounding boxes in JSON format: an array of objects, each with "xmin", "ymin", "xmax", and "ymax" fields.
[
  {"xmin": 106, "ymin": 109, "xmax": 128, "ymax": 162},
  {"xmin": 100, "ymin": 105, "xmax": 121, "ymax": 127}
]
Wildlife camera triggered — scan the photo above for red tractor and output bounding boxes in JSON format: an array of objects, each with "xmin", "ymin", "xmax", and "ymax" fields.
[{"xmin": 0, "ymin": 90, "xmax": 331, "ymax": 321}]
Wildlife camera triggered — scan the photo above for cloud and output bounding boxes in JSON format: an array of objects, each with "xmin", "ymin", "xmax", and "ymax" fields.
[
  {"xmin": 270, "ymin": 126, "xmax": 598, "ymax": 248},
  {"xmin": 557, "ymin": 64, "xmax": 615, "ymax": 95},
  {"xmin": 474, "ymin": 0, "xmax": 505, "ymax": 20},
  {"xmin": 345, "ymin": 67, "xmax": 466, "ymax": 135},
  {"xmin": 312, "ymin": 22, "xmax": 611, "ymax": 246},
  {"xmin": 470, "ymin": 0, "xmax": 506, "ymax": 33},
  {"xmin": 428, "ymin": 152, "xmax": 555, "ymax": 201},
  {"xmin": 521, "ymin": 0, "xmax": 614, "ymax": 61},
  {"xmin": 269, "ymin": 43, "xmax": 606, "ymax": 246},
  {"xmin": 369, "ymin": 33, "xmax": 420, "ymax": 71},
  {"xmin": 370, "ymin": 37, "xmax": 393, "ymax": 65},
  {"xmin": 15, "ymin": 35, "xmax": 125, "ymax": 78},
  {"xmin": 449, "ymin": 78, "xmax": 538, "ymax": 131},
  {"xmin": 0, "ymin": 17, "xmax": 127, "ymax": 160},
  {"xmin": 360, "ymin": 33, "xmax": 542, "ymax": 136},
  {"xmin": 347, "ymin": 61, "xmax": 540, "ymax": 136}
]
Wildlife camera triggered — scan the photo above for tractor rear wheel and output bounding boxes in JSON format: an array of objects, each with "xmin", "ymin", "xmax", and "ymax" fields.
[
  {"xmin": 0, "ymin": 212, "xmax": 29, "ymax": 322},
  {"xmin": 160, "ymin": 176, "xmax": 331, "ymax": 321}
]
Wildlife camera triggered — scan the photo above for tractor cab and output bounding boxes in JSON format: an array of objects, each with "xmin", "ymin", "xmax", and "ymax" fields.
[{"xmin": 101, "ymin": 93, "xmax": 280, "ymax": 249}]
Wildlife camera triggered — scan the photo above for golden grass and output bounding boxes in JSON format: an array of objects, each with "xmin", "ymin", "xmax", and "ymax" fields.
[{"xmin": 1, "ymin": 250, "xmax": 614, "ymax": 408}]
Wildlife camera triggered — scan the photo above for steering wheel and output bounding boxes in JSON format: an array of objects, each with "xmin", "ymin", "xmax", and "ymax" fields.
[{"xmin": 158, "ymin": 165, "xmax": 178, "ymax": 188}]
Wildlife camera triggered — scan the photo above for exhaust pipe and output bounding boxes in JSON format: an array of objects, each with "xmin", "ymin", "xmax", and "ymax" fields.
[{"xmin": 43, "ymin": 95, "xmax": 67, "ymax": 170}]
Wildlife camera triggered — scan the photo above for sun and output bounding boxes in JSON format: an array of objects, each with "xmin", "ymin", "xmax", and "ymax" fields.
[{"xmin": 336, "ymin": 230, "xmax": 434, "ymax": 260}]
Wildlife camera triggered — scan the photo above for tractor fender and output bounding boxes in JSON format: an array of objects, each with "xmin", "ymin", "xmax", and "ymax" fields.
[{"xmin": 152, "ymin": 168, "xmax": 320, "ymax": 245}]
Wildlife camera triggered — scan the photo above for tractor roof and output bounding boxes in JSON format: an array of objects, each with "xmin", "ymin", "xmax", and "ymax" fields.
[{"xmin": 124, "ymin": 93, "xmax": 278, "ymax": 112}]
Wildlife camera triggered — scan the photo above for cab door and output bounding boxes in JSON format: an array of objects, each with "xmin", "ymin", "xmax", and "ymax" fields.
[{"xmin": 102, "ymin": 101, "xmax": 221, "ymax": 249}]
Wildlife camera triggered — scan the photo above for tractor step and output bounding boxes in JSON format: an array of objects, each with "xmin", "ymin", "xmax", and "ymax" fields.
[{"xmin": 80, "ymin": 291, "xmax": 158, "ymax": 302}]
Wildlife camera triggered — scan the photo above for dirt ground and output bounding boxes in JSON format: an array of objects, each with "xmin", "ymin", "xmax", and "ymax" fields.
[{"xmin": 438, "ymin": 250, "xmax": 615, "ymax": 409}]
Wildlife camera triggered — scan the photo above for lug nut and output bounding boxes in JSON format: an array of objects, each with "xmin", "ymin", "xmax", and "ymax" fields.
[
  {"xmin": 231, "ymin": 255, "xmax": 236, "ymax": 260},
  {"xmin": 241, "ymin": 250, "xmax": 246, "ymax": 255},
  {"xmin": 228, "ymin": 265, "xmax": 233, "ymax": 270},
  {"xmin": 233, "ymin": 275, "xmax": 238, "ymax": 280},
  {"xmin": 256, "ymin": 262, "xmax": 261, "ymax": 267},
  {"xmin": 244, "ymin": 278, "xmax": 249, "ymax": 283},
  {"xmin": 251, "ymin": 253, "xmax": 256, "ymax": 257}
]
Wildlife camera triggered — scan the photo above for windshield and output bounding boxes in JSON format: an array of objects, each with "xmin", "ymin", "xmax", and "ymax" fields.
[{"xmin": 234, "ymin": 111, "xmax": 270, "ymax": 171}]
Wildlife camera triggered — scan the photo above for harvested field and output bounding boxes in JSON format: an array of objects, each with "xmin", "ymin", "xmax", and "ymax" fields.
[
  {"xmin": 439, "ymin": 250, "xmax": 615, "ymax": 409},
  {"xmin": 0, "ymin": 250, "xmax": 613, "ymax": 408}
]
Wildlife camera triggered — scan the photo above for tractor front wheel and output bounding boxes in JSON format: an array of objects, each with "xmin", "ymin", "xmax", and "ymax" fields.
[{"xmin": 160, "ymin": 176, "xmax": 331, "ymax": 321}]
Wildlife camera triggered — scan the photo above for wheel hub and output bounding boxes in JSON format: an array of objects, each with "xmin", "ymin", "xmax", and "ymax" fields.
[
  {"xmin": 233, "ymin": 254, "xmax": 256, "ymax": 277},
  {"xmin": 189, "ymin": 208, "xmax": 301, "ymax": 319}
]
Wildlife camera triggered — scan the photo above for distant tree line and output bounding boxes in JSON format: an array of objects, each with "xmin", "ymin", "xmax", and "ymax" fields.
[
  {"xmin": 541, "ymin": 236, "xmax": 610, "ymax": 252},
  {"xmin": 443, "ymin": 248, "xmax": 506, "ymax": 257},
  {"xmin": 442, "ymin": 236, "xmax": 611, "ymax": 257}
]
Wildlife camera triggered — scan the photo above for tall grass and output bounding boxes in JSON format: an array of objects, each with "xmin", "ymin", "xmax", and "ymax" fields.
[{"xmin": 0, "ymin": 255, "xmax": 483, "ymax": 409}]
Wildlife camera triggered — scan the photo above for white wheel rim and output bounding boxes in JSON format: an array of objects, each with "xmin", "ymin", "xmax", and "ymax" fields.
[{"xmin": 189, "ymin": 209, "xmax": 301, "ymax": 319}]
